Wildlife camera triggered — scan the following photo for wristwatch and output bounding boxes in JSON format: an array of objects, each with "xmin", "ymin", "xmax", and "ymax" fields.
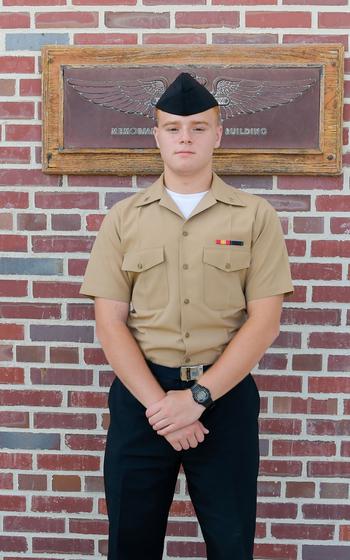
[{"xmin": 190, "ymin": 383, "xmax": 215, "ymax": 410}]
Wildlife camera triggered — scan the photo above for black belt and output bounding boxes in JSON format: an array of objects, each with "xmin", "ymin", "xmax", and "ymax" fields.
[{"xmin": 146, "ymin": 360, "xmax": 212, "ymax": 381}]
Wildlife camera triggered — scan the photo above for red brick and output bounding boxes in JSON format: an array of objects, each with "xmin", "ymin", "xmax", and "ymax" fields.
[
  {"xmin": 52, "ymin": 475, "xmax": 81, "ymax": 492},
  {"xmin": 0, "ymin": 473, "xmax": 13, "ymax": 490},
  {"xmin": 257, "ymin": 502, "xmax": 298, "ymax": 518},
  {"xmin": 0, "ymin": 147, "xmax": 30, "ymax": 164},
  {"xmin": 0, "ymin": 192, "xmax": 29, "ymax": 212},
  {"xmin": 0, "ymin": 367, "xmax": 24, "ymax": 384},
  {"xmin": 328, "ymin": 355, "xmax": 350, "ymax": 372},
  {"xmin": 31, "ymin": 367, "xmax": 93, "ymax": 386},
  {"xmin": 0, "ymin": 303, "xmax": 61, "ymax": 320},
  {"xmin": 291, "ymin": 262, "xmax": 341, "ymax": 280},
  {"xmin": 0, "ymin": 390, "xmax": 62, "ymax": 407},
  {"xmin": 0, "ymin": 234, "xmax": 27, "ymax": 251},
  {"xmin": 83, "ymin": 347, "xmax": 108, "ymax": 365},
  {"xmin": 271, "ymin": 523, "xmax": 334, "ymax": 540},
  {"xmin": 273, "ymin": 440, "xmax": 336, "ymax": 457},
  {"xmin": 0, "ymin": 102, "xmax": 34, "ymax": 119},
  {"xmin": 143, "ymin": 32, "xmax": 206, "ymax": 44},
  {"xmin": 260, "ymin": 418, "xmax": 302, "ymax": 434},
  {"xmin": 213, "ymin": 32, "xmax": 277, "ymax": 43},
  {"xmin": 246, "ymin": 10, "xmax": 311, "ymax": 27},
  {"xmin": 33, "ymin": 281, "xmax": 82, "ymax": 298},
  {"xmin": 68, "ymin": 174, "xmax": 131, "ymax": 187},
  {"xmin": 320, "ymin": 482, "xmax": 348, "ymax": 499},
  {"xmin": 0, "ymin": 169, "xmax": 60, "ymax": 186},
  {"xmin": 17, "ymin": 80, "xmax": 40, "ymax": 99},
  {"xmin": 85, "ymin": 214, "xmax": 104, "ymax": 231},
  {"xmin": 145, "ymin": 0, "xmax": 203, "ymax": 4},
  {"xmin": 0, "ymin": 536, "xmax": 27, "ymax": 553},
  {"xmin": 316, "ymin": 195, "xmax": 350, "ymax": 211},
  {"xmin": 0, "ymin": 56, "xmax": 34, "ymax": 73},
  {"xmin": 308, "ymin": 332, "xmax": 350, "ymax": 349},
  {"xmin": 67, "ymin": 303, "xmax": 94, "ymax": 321},
  {"xmin": 176, "ymin": 10, "xmax": 239, "ymax": 28},
  {"xmin": 309, "ymin": 460, "xmax": 350, "ymax": 477},
  {"xmin": 69, "ymin": 518, "xmax": 108, "ymax": 535},
  {"xmin": 0, "ymin": 79, "xmax": 15, "ymax": 95},
  {"xmin": 68, "ymin": 390, "xmax": 108, "ymax": 408},
  {"xmin": 0, "ymin": 280, "xmax": 27, "ymax": 297},
  {"xmin": 0, "ymin": 324, "xmax": 24, "ymax": 341},
  {"xmin": 303, "ymin": 504, "xmax": 350, "ymax": 520},
  {"xmin": 65, "ymin": 434, "xmax": 106, "ymax": 451},
  {"xmin": 17, "ymin": 213, "xmax": 47, "ymax": 230},
  {"xmin": 258, "ymin": 353, "xmax": 288, "ymax": 370},
  {"xmin": 68, "ymin": 258, "xmax": 88, "ymax": 276},
  {"xmin": 32, "ymin": 235, "xmax": 94, "ymax": 253},
  {"xmin": 272, "ymin": 331, "xmax": 301, "ymax": 348},
  {"xmin": 51, "ymin": 214, "xmax": 81, "ymax": 231},
  {"xmin": 4, "ymin": 516, "xmax": 65, "ymax": 533},
  {"xmin": 73, "ymin": 0, "xmax": 134, "ymax": 3},
  {"xmin": 32, "ymin": 496, "xmax": 93, "ymax": 513},
  {"xmin": 312, "ymin": 240, "xmax": 350, "ymax": 258},
  {"xmin": 313, "ymin": 286, "xmax": 350, "ymax": 303},
  {"xmin": 340, "ymin": 525, "xmax": 350, "ymax": 540},
  {"xmin": 319, "ymin": 12, "xmax": 350, "ymax": 28},
  {"xmin": 285, "ymin": 238, "xmax": 306, "ymax": 256},
  {"xmin": 4, "ymin": 0, "xmax": 66, "ymax": 3},
  {"xmin": 282, "ymin": 307, "xmax": 340, "ymax": 326},
  {"xmin": 5, "ymin": 124, "xmax": 41, "ymax": 141},
  {"xmin": 279, "ymin": 175, "xmax": 343, "ymax": 190},
  {"xmin": 18, "ymin": 474, "xmax": 47, "ymax": 490},
  {"xmin": 34, "ymin": 412, "xmax": 96, "ymax": 430},
  {"xmin": 50, "ymin": 346, "xmax": 79, "ymax": 364},
  {"xmin": 37, "ymin": 453, "xmax": 100, "ymax": 472},
  {"xmin": 35, "ymin": 11, "xmax": 98, "ymax": 27},
  {"xmin": 16, "ymin": 345, "xmax": 45, "ymax": 363},
  {"xmin": 253, "ymin": 374, "xmax": 301, "ymax": 392},
  {"xmin": 167, "ymin": 541, "xmax": 207, "ymax": 558},
  {"xmin": 33, "ymin": 537, "xmax": 94, "ymax": 554},
  {"xmin": 0, "ymin": 12, "xmax": 30, "ymax": 27},
  {"xmin": 85, "ymin": 475, "xmax": 104, "ymax": 492},
  {"xmin": 105, "ymin": 11, "xmax": 170, "ymax": 28},
  {"xmin": 307, "ymin": 419, "xmax": 350, "ymax": 436},
  {"xmin": 74, "ymin": 32, "xmax": 137, "ymax": 44},
  {"xmin": 0, "ymin": 213, "xmax": 12, "ymax": 229},
  {"xmin": 35, "ymin": 191, "xmax": 99, "ymax": 209},
  {"xmin": 260, "ymin": 460, "xmax": 302, "ymax": 476},
  {"xmin": 286, "ymin": 481, "xmax": 315, "ymax": 498},
  {"xmin": 293, "ymin": 216, "xmax": 324, "ymax": 233},
  {"xmin": 0, "ymin": 454, "xmax": 31, "ymax": 470},
  {"xmin": 273, "ymin": 396, "xmax": 337, "ymax": 415},
  {"xmin": 309, "ymin": 376, "xmax": 350, "ymax": 393},
  {"xmin": 331, "ymin": 217, "xmax": 350, "ymax": 234},
  {"xmin": 0, "ymin": 344, "xmax": 13, "ymax": 361},
  {"xmin": 0, "ymin": 411, "xmax": 29, "ymax": 428}
]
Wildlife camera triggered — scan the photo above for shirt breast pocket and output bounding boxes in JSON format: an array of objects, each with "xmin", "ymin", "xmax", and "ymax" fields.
[
  {"xmin": 122, "ymin": 246, "xmax": 168, "ymax": 310},
  {"xmin": 203, "ymin": 247, "xmax": 251, "ymax": 310}
]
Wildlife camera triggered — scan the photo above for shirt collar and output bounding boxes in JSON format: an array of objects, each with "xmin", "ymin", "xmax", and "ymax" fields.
[{"xmin": 135, "ymin": 171, "xmax": 247, "ymax": 208}]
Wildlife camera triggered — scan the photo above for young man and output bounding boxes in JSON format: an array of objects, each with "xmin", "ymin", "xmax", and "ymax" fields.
[{"xmin": 79, "ymin": 72, "xmax": 294, "ymax": 560}]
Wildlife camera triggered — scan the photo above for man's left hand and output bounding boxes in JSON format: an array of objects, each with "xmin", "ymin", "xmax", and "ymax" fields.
[{"xmin": 145, "ymin": 389, "xmax": 205, "ymax": 436}]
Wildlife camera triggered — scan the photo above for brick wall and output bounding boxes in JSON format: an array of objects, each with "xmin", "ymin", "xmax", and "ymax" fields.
[{"xmin": 0, "ymin": 2, "xmax": 349, "ymax": 559}]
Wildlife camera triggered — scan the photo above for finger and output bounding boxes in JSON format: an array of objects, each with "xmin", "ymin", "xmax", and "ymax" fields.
[
  {"xmin": 188, "ymin": 435, "xmax": 198, "ymax": 448},
  {"xmin": 157, "ymin": 424, "xmax": 177, "ymax": 436},
  {"xmin": 195, "ymin": 430, "xmax": 205, "ymax": 443},
  {"xmin": 180, "ymin": 438, "xmax": 190, "ymax": 450},
  {"xmin": 152, "ymin": 418, "xmax": 171, "ymax": 430}
]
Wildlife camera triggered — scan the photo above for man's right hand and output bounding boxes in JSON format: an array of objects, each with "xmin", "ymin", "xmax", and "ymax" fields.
[{"xmin": 163, "ymin": 420, "xmax": 209, "ymax": 451}]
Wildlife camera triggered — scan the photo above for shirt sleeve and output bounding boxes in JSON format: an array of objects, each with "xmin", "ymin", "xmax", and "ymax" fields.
[
  {"xmin": 79, "ymin": 205, "xmax": 131, "ymax": 303},
  {"xmin": 244, "ymin": 198, "xmax": 294, "ymax": 302}
]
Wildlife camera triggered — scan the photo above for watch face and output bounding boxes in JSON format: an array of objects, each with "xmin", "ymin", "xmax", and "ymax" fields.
[{"xmin": 197, "ymin": 389, "xmax": 208, "ymax": 402}]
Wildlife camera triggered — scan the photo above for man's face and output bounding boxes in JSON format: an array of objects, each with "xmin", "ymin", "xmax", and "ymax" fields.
[{"xmin": 153, "ymin": 108, "xmax": 223, "ymax": 176}]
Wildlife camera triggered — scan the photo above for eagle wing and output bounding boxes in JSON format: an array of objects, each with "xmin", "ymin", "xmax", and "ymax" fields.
[
  {"xmin": 212, "ymin": 77, "xmax": 317, "ymax": 119},
  {"xmin": 65, "ymin": 76, "xmax": 168, "ymax": 118}
]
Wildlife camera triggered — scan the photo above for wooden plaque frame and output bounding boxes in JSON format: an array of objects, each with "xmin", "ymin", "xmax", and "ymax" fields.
[{"xmin": 41, "ymin": 44, "xmax": 344, "ymax": 176}]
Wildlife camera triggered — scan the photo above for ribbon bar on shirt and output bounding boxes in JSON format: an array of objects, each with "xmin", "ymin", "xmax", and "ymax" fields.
[{"xmin": 216, "ymin": 239, "xmax": 244, "ymax": 246}]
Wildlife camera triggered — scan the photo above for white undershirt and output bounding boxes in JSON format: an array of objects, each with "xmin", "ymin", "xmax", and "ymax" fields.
[{"xmin": 165, "ymin": 188, "xmax": 209, "ymax": 219}]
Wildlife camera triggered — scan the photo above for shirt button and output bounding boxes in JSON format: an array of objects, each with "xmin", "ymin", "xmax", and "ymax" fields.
[
  {"xmin": 183, "ymin": 231, "xmax": 188, "ymax": 236},
  {"xmin": 138, "ymin": 263, "xmax": 143, "ymax": 269},
  {"xmin": 183, "ymin": 264, "xmax": 189, "ymax": 270},
  {"xmin": 184, "ymin": 298, "xmax": 190, "ymax": 304},
  {"xmin": 225, "ymin": 263, "xmax": 231, "ymax": 269},
  {"xmin": 184, "ymin": 332, "xmax": 190, "ymax": 338}
]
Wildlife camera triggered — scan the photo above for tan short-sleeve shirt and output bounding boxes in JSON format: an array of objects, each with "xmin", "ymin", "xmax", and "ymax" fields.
[{"xmin": 79, "ymin": 172, "xmax": 294, "ymax": 367}]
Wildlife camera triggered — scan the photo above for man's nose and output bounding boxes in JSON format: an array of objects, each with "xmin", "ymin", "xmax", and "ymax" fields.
[{"xmin": 179, "ymin": 128, "xmax": 192, "ymax": 143}]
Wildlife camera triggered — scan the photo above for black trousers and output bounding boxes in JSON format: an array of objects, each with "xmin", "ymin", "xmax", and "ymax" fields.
[{"xmin": 104, "ymin": 361, "xmax": 260, "ymax": 560}]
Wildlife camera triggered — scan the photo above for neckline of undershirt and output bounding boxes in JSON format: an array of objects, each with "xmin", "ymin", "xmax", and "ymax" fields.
[{"xmin": 165, "ymin": 187, "xmax": 209, "ymax": 199}]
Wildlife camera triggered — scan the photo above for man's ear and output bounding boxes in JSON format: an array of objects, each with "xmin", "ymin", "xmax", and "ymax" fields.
[
  {"xmin": 214, "ymin": 125, "xmax": 223, "ymax": 149},
  {"xmin": 153, "ymin": 126, "xmax": 160, "ymax": 149}
]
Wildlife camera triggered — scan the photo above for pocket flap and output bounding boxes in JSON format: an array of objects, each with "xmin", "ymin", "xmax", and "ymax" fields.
[
  {"xmin": 122, "ymin": 247, "xmax": 165, "ymax": 272},
  {"xmin": 203, "ymin": 247, "xmax": 251, "ymax": 271}
]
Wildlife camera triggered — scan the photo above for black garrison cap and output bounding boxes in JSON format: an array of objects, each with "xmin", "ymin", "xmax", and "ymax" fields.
[{"xmin": 155, "ymin": 72, "xmax": 218, "ymax": 116}]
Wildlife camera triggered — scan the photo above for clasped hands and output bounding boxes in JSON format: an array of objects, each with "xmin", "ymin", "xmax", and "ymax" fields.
[{"xmin": 145, "ymin": 389, "xmax": 210, "ymax": 451}]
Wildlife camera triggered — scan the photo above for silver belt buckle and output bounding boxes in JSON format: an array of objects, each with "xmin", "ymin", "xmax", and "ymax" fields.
[{"xmin": 180, "ymin": 365, "xmax": 204, "ymax": 381}]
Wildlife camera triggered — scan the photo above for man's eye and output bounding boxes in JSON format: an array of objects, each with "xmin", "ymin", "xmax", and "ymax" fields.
[
  {"xmin": 167, "ymin": 127, "xmax": 178, "ymax": 132},
  {"xmin": 194, "ymin": 127, "xmax": 205, "ymax": 131}
]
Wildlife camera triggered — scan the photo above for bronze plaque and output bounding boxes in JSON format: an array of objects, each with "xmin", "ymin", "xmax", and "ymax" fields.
[
  {"xmin": 41, "ymin": 44, "xmax": 344, "ymax": 175},
  {"xmin": 63, "ymin": 65, "xmax": 321, "ymax": 151}
]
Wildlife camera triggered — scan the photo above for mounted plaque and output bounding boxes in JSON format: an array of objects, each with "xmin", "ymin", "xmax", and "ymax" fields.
[{"xmin": 41, "ymin": 44, "xmax": 344, "ymax": 176}]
